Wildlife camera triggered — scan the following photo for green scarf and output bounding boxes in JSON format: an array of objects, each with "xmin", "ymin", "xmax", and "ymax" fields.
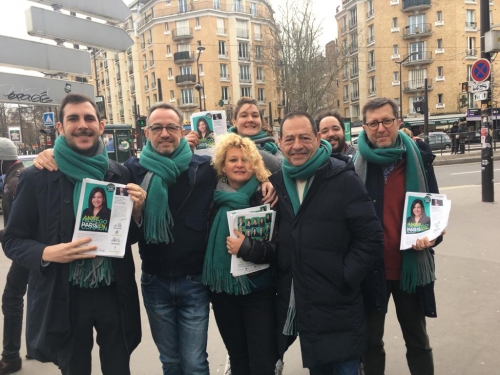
[
  {"xmin": 202, "ymin": 176, "xmax": 260, "ymax": 295},
  {"xmin": 281, "ymin": 139, "xmax": 332, "ymax": 214},
  {"xmin": 139, "ymin": 138, "xmax": 192, "ymax": 244},
  {"xmin": 280, "ymin": 139, "xmax": 331, "ymax": 336},
  {"xmin": 354, "ymin": 130, "xmax": 435, "ymax": 293},
  {"xmin": 53, "ymin": 135, "xmax": 114, "ymax": 288},
  {"xmin": 228, "ymin": 126, "xmax": 279, "ymax": 155}
]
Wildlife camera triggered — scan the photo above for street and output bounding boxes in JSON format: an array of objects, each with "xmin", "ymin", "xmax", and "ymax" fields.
[{"xmin": 0, "ymin": 162, "xmax": 499, "ymax": 374}]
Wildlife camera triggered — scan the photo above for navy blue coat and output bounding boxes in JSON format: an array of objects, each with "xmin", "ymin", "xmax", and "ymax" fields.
[
  {"xmin": 361, "ymin": 148, "xmax": 441, "ymax": 318},
  {"xmin": 125, "ymin": 154, "xmax": 217, "ymax": 278},
  {"xmin": 1, "ymin": 161, "xmax": 141, "ymax": 367},
  {"xmin": 270, "ymin": 157, "xmax": 384, "ymax": 368}
]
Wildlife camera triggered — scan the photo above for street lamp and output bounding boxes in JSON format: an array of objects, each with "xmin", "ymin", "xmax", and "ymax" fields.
[
  {"xmin": 195, "ymin": 45, "xmax": 206, "ymax": 111},
  {"xmin": 395, "ymin": 51, "xmax": 419, "ymax": 120}
]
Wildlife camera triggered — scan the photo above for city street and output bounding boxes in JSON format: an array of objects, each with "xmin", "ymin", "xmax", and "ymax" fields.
[{"xmin": 0, "ymin": 162, "xmax": 500, "ymax": 374}]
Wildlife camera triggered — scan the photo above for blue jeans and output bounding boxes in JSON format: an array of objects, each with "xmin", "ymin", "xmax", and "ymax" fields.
[
  {"xmin": 141, "ymin": 272, "xmax": 210, "ymax": 375},
  {"xmin": 309, "ymin": 359, "xmax": 360, "ymax": 375}
]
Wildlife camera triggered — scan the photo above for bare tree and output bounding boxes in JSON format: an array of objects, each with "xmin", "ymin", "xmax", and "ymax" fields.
[{"xmin": 270, "ymin": 0, "xmax": 344, "ymax": 115}]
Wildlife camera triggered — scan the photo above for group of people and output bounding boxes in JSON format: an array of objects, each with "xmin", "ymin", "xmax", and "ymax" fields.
[
  {"xmin": 0, "ymin": 94, "xmax": 442, "ymax": 375},
  {"xmin": 449, "ymin": 120, "xmax": 467, "ymax": 154}
]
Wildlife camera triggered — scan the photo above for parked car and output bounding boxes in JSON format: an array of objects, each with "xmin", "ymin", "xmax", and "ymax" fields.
[{"xmin": 418, "ymin": 132, "xmax": 452, "ymax": 151}]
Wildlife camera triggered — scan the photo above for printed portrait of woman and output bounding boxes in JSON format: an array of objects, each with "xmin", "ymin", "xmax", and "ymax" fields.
[
  {"xmin": 80, "ymin": 186, "xmax": 112, "ymax": 232},
  {"xmin": 406, "ymin": 198, "xmax": 431, "ymax": 234},
  {"xmin": 195, "ymin": 117, "xmax": 215, "ymax": 149}
]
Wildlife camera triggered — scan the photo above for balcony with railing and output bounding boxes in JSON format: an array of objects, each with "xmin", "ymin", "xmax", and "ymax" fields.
[
  {"xmin": 402, "ymin": 23, "xmax": 432, "ymax": 39},
  {"xmin": 177, "ymin": 97, "xmax": 199, "ymax": 108},
  {"xmin": 237, "ymin": 28, "xmax": 249, "ymax": 39},
  {"xmin": 175, "ymin": 74, "xmax": 197, "ymax": 86},
  {"xmin": 238, "ymin": 53, "xmax": 251, "ymax": 62},
  {"xmin": 465, "ymin": 21, "xmax": 477, "ymax": 31},
  {"xmin": 401, "ymin": 51, "xmax": 433, "ymax": 66},
  {"xmin": 239, "ymin": 74, "xmax": 252, "ymax": 83},
  {"xmin": 350, "ymin": 69, "xmax": 359, "ymax": 78},
  {"xmin": 257, "ymin": 97, "xmax": 266, "ymax": 105},
  {"xmin": 172, "ymin": 27, "xmax": 193, "ymax": 40},
  {"xmin": 351, "ymin": 92, "xmax": 360, "ymax": 102},
  {"xmin": 465, "ymin": 48, "xmax": 478, "ymax": 59},
  {"xmin": 349, "ymin": 18, "xmax": 357, "ymax": 29},
  {"xmin": 367, "ymin": 62, "xmax": 376, "ymax": 71},
  {"xmin": 256, "ymin": 75, "xmax": 265, "ymax": 84},
  {"xmin": 220, "ymin": 74, "xmax": 230, "ymax": 82},
  {"xmin": 217, "ymin": 28, "xmax": 227, "ymax": 35},
  {"xmin": 174, "ymin": 51, "xmax": 195, "ymax": 63},
  {"xmin": 367, "ymin": 36, "xmax": 375, "ymax": 45},
  {"xmin": 402, "ymin": 0, "xmax": 431, "ymax": 11},
  {"xmin": 403, "ymin": 79, "xmax": 434, "ymax": 92}
]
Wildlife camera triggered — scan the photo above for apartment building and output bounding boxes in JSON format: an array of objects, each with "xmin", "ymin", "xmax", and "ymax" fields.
[
  {"xmin": 91, "ymin": 0, "xmax": 280, "ymax": 126},
  {"xmin": 336, "ymin": 0, "xmax": 499, "ymax": 129}
]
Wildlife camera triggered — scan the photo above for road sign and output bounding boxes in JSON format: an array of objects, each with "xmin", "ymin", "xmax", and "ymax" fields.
[
  {"xmin": 0, "ymin": 36, "xmax": 91, "ymax": 76},
  {"xmin": 43, "ymin": 112, "xmax": 55, "ymax": 127},
  {"xmin": 26, "ymin": 7, "xmax": 134, "ymax": 52},
  {"xmin": 474, "ymin": 91, "xmax": 488, "ymax": 101},
  {"xmin": 470, "ymin": 81, "xmax": 490, "ymax": 93},
  {"xmin": 471, "ymin": 59, "xmax": 491, "ymax": 82},
  {"xmin": 28, "ymin": 0, "xmax": 131, "ymax": 24},
  {"xmin": 0, "ymin": 72, "xmax": 94, "ymax": 106}
]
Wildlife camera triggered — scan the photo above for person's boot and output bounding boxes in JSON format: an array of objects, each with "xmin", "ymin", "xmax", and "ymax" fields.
[{"xmin": 0, "ymin": 357, "xmax": 22, "ymax": 375}]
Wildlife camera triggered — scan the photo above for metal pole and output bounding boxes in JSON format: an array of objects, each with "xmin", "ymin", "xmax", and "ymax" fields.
[
  {"xmin": 399, "ymin": 62, "xmax": 403, "ymax": 119},
  {"xmin": 423, "ymin": 78, "xmax": 429, "ymax": 136},
  {"xmin": 93, "ymin": 48, "xmax": 100, "ymax": 96},
  {"xmin": 480, "ymin": 0, "xmax": 494, "ymax": 202}
]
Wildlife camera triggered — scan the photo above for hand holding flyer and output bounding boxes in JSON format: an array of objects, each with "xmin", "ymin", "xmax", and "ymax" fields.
[
  {"xmin": 191, "ymin": 110, "xmax": 228, "ymax": 156},
  {"xmin": 72, "ymin": 178, "xmax": 134, "ymax": 258},
  {"xmin": 400, "ymin": 192, "xmax": 451, "ymax": 250}
]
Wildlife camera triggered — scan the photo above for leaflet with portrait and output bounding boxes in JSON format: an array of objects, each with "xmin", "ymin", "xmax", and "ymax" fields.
[
  {"xmin": 72, "ymin": 178, "xmax": 133, "ymax": 258},
  {"xmin": 400, "ymin": 192, "xmax": 451, "ymax": 250},
  {"xmin": 227, "ymin": 204, "xmax": 276, "ymax": 276},
  {"xmin": 190, "ymin": 110, "xmax": 227, "ymax": 156}
]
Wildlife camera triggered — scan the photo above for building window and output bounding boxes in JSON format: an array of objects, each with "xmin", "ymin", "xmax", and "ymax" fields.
[
  {"xmin": 438, "ymin": 93, "xmax": 443, "ymax": 104},
  {"xmin": 148, "ymin": 30, "xmax": 152, "ymax": 45},
  {"xmin": 256, "ymin": 67, "xmax": 264, "ymax": 81},
  {"xmin": 146, "ymin": 96, "xmax": 150, "ymax": 110},
  {"xmin": 180, "ymin": 66, "xmax": 192, "ymax": 75},
  {"xmin": 149, "ymin": 51, "xmax": 154, "ymax": 67},
  {"xmin": 170, "ymin": 90, "xmax": 175, "ymax": 100},
  {"xmin": 213, "ymin": 0, "xmax": 221, "ymax": 10},
  {"xmin": 238, "ymin": 43, "xmax": 249, "ymax": 59},
  {"xmin": 221, "ymin": 86, "xmax": 229, "ymax": 101},
  {"xmin": 196, "ymin": 17, "xmax": 200, "ymax": 27},
  {"xmin": 467, "ymin": 37, "xmax": 476, "ymax": 55},
  {"xmin": 393, "ymin": 44, "xmax": 398, "ymax": 55},
  {"xmin": 165, "ymin": 22, "xmax": 169, "ymax": 32},
  {"xmin": 467, "ymin": 65, "xmax": 472, "ymax": 80},
  {"xmin": 141, "ymin": 34, "xmax": 145, "ymax": 48},
  {"xmin": 144, "ymin": 76, "xmax": 149, "ymax": 90},
  {"xmin": 179, "ymin": 0, "xmax": 188, "ymax": 13},
  {"xmin": 254, "ymin": 23, "xmax": 261, "ymax": 39},
  {"xmin": 437, "ymin": 66, "xmax": 443, "ymax": 77},
  {"xmin": 220, "ymin": 64, "xmax": 228, "ymax": 78},
  {"xmin": 153, "ymin": 94, "xmax": 158, "ymax": 103},
  {"xmin": 234, "ymin": 0, "xmax": 242, "ymax": 12},
  {"xmin": 255, "ymin": 45, "xmax": 262, "ymax": 60},
  {"xmin": 241, "ymin": 87, "xmax": 251, "ymax": 97},
  {"xmin": 436, "ymin": 11, "xmax": 442, "ymax": 21},
  {"xmin": 166, "ymin": 45, "xmax": 171, "ymax": 54},
  {"xmin": 368, "ymin": 50, "xmax": 375, "ymax": 69},
  {"xmin": 393, "ymin": 71, "xmax": 399, "ymax": 82},
  {"xmin": 250, "ymin": 2, "xmax": 257, "ymax": 16},
  {"xmin": 239, "ymin": 65, "xmax": 251, "ymax": 81},
  {"xmin": 466, "ymin": 10, "xmax": 476, "ymax": 28},
  {"xmin": 217, "ymin": 17, "xmax": 225, "ymax": 34},
  {"xmin": 218, "ymin": 41, "xmax": 226, "ymax": 56},
  {"xmin": 181, "ymin": 89, "xmax": 194, "ymax": 104},
  {"xmin": 151, "ymin": 72, "xmax": 156, "ymax": 88},
  {"xmin": 369, "ymin": 76, "xmax": 376, "ymax": 94},
  {"xmin": 142, "ymin": 54, "xmax": 147, "ymax": 70},
  {"xmin": 168, "ymin": 68, "xmax": 173, "ymax": 78},
  {"xmin": 437, "ymin": 39, "xmax": 443, "ymax": 49},
  {"xmin": 257, "ymin": 88, "xmax": 265, "ymax": 102},
  {"xmin": 392, "ymin": 17, "xmax": 397, "ymax": 27}
]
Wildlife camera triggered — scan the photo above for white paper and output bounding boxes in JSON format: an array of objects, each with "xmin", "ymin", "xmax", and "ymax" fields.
[
  {"xmin": 400, "ymin": 192, "xmax": 451, "ymax": 250},
  {"xmin": 72, "ymin": 178, "xmax": 133, "ymax": 258},
  {"xmin": 191, "ymin": 110, "xmax": 228, "ymax": 157},
  {"xmin": 226, "ymin": 205, "xmax": 275, "ymax": 276}
]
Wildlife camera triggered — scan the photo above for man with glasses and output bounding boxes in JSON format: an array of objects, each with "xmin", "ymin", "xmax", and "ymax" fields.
[
  {"xmin": 354, "ymin": 97, "xmax": 442, "ymax": 375},
  {"xmin": 314, "ymin": 110, "xmax": 356, "ymax": 157}
]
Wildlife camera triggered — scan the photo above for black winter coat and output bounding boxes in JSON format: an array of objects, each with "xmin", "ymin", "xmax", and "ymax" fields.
[
  {"xmin": 269, "ymin": 157, "xmax": 384, "ymax": 368},
  {"xmin": 2, "ymin": 161, "xmax": 141, "ymax": 367},
  {"xmin": 361, "ymin": 148, "xmax": 441, "ymax": 318}
]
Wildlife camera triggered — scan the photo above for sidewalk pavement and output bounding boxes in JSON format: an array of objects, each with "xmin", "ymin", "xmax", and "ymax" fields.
[{"xmin": 433, "ymin": 148, "xmax": 500, "ymax": 166}]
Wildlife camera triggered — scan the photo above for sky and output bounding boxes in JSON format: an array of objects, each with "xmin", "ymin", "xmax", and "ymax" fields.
[{"xmin": 0, "ymin": 0, "xmax": 341, "ymax": 74}]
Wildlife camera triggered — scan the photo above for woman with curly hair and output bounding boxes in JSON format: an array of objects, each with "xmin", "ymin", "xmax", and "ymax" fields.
[
  {"xmin": 228, "ymin": 97, "xmax": 283, "ymax": 173},
  {"xmin": 202, "ymin": 133, "xmax": 279, "ymax": 375}
]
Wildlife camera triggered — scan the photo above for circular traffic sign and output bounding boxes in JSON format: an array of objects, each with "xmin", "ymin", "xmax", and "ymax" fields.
[{"xmin": 471, "ymin": 58, "xmax": 491, "ymax": 82}]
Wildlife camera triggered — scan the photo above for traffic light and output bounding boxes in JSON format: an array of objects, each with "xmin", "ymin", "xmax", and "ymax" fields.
[
  {"xmin": 136, "ymin": 116, "xmax": 147, "ymax": 127},
  {"xmin": 461, "ymin": 82, "xmax": 468, "ymax": 93},
  {"xmin": 459, "ymin": 95, "xmax": 468, "ymax": 108}
]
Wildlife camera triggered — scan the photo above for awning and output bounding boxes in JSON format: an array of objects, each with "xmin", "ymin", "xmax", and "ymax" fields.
[{"xmin": 404, "ymin": 114, "xmax": 464, "ymax": 127}]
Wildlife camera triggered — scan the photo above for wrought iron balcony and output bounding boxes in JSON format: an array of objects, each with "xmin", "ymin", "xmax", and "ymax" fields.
[
  {"xmin": 175, "ymin": 74, "xmax": 197, "ymax": 85},
  {"xmin": 402, "ymin": 23, "xmax": 432, "ymax": 39}
]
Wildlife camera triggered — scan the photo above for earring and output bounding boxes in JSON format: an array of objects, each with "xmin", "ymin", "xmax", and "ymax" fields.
[{"xmin": 221, "ymin": 173, "xmax": 228, "ymax": 183}]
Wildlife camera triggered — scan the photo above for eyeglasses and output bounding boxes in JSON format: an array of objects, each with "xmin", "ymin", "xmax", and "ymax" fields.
[
  {"xmin": 147, "ymin": 124, "xmax": 182, "ymax": 134},
  {"xmin": 365, "ymin": 118, "xmax": 396, "ymax": 130}
]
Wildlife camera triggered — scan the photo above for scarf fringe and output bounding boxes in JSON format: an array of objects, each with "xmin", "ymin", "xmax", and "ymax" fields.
[
  {"xmin": 69, "ymin": 257, "xmax": 115, "ymax": 288},
  {"xmin": 144, "ymin": 209, "xmax": 174, "ymax": 244},
  {"xmin": 282, "ymin": 282, "xmax": 297, "ymax": 336},
  {"xmin": 400, "ymin": 248, "xmax": 436, "ymax": 293},
  {"xmin": 202, "ymin": 262, "xmax": 252, "ymax": 296}
]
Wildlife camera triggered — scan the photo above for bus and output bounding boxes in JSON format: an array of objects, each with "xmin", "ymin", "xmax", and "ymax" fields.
[{"xmin": 103, "ymin": 124, "xmax": 134, "ymax": 163}]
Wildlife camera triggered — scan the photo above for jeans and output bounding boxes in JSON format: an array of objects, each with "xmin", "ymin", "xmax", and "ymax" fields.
[
  {"xmin": 363, "ymin": 280, "xmax": 433, "ymax": 375},
  {"xmin": 141, "ymin": 272, "xmax": 210, "ymax": 375},
  {"xmin": 1, "ymin": 261, "xmax": 29, "ymax": 361},
  {"xmin": 210, "ymin": 287, "xmax": 278, "ymax": 375},
  {"xmin": 309, "ymin": 359, "xmax": 360, "ymax": 375}
]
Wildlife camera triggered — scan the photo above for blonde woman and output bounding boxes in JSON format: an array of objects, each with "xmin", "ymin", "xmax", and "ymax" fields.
[{"xmin": 202, "ymin": 133, "xmax": 279, "ymax": 375}]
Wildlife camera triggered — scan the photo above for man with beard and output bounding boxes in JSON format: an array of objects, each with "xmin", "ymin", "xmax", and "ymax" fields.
[
  {"xmin": 315, "ymin": 110, "xmax": 356, "ymax": 157},
  {"xmin": 2, "ymin": 94, "xmax": 145, "ymax": 374}
]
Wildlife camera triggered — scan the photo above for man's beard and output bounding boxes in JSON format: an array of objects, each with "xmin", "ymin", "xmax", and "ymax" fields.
[
  {"xmin": 328, "ymin": 137, "xmax": 346, "ymax": 154},
  {"xmin": 67, "ymin": 130, "xmax": 100, "ymax": 156}
]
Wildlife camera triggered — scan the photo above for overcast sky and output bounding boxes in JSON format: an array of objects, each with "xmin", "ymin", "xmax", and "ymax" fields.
[{"xmin": 0, "ymin": 0, "xmax": 341, "ymax": 73}]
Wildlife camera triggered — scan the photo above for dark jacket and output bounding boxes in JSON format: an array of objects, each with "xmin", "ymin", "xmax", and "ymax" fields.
[
  {"xmin": 270, "ymin": 157, "xmax": 384, "ymax": 368},
  {"xmin": 361, "ymin": 148, "xmax": 441, "ymax": 317},
  {"xmin": 124, "ymin": 154, "xmax": 217, "ymax": 278},
  {"xmin": 0, "ymin": 160, "xmax": 24, "ymax": 241},
  {"xmin": 1, "ymin": 161, "xmax": 141, "ymax": 367}
]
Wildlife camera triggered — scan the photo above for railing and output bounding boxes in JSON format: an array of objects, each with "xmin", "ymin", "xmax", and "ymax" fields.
[
  {"xmin": 177, "ymin": 97, "xmax": 199, "ymax": 107},
  {"xmin": 465, "ymin": 48, "xmax": 477, "ymax": 57},
  {"xmin": 402, "ymin": 51, "xmax": 433, "ymax": 65},
  {"xmin": 172, "ymin": 28, "xmax": 193, "ymax": 40},
  {"xmin": 174, "ymin": 51, "xmax": 195, "ymax": 62},
  {"xmin": 403, "ymin": 79, "xmax": 434, "ymax": 92},
  {"xmin": 237, "ymin": 28, "xmax": 249, "ymax": 38},
  {"xmin": 350, "ymin": 69, "xmax": 359, "ymax": 78},
  {"xmin": 351, "ymin": 93, "xmax": 360, "ymax": 101},
  {"xmin": 238, "ymin": 53, "xmax": 251, "ymax": 61},
  {"xmin": 366, "ymin": 9, "xmax": 374, "ymax": 18},
  {"xmin": 220, "ymin": 74, "xmax": 230, "ymax": 81},
  {"xmin": 465, "ymin": 21, "xmax": 477, "ymax": 29},
  {"xmin": 239, "ymin": 75, "xmax": 252, "ymax": 83},
  {"xmin": 367, "ymin": 36, "xmax": 374, "ymax": 44},
  {"xmin": 217, "ymin": 28, "xmax": 227, "ymax": 35},
  {"xmin": 175, "ymin": 74, "xmax": 197, "ymax": 85},
  {"xmin": 343, "ymin": 95, "xmax": 349, "ymax": 102},
  {"xmin": 349, "ymin": 18, "xmax": 357, "ymax": 29},
  {"xmin": 402, "ymin": 23, "xmax": 432, "ymax": 38},
  {"xmin": 367, "ymin": 62, "xmax": 376, "ymax": 71}
]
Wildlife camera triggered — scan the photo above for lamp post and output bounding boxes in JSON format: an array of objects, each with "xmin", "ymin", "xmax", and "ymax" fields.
[
  {"xmin": 195, "ymin": 45, "xmax": 206, "ymax": 111},
  {"xmin": 395, "ymin": 51, "xmax": 419, "ymax": 120}
]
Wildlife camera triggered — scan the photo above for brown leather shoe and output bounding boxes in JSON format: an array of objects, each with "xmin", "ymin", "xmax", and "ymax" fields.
[{"xmin": 0, "ymin": 357, "xmax": 22, "ymax": 375}]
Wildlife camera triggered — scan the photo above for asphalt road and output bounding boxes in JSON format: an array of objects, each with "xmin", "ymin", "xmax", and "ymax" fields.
[{"xmin": 1, "ymin": 163, "xmax": 500, "ymax": 374}]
